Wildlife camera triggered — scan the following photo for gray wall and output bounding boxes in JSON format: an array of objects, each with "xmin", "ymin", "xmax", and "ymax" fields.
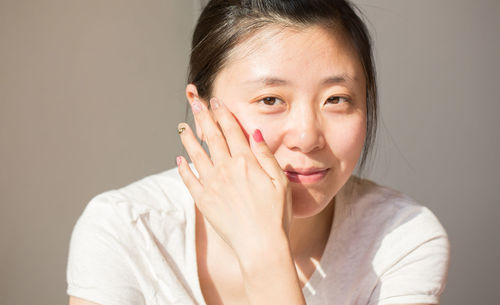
[
  {"xmin": 0, "ymin": 1, "xmax": 195, "ymax": 304},
  {"xmin": 356, "ymin": 1, "xmax": 500, "ymax": 304},
  {"xmin": 0, "ymin": 0, "xmax": 498, "ymax": 304}
]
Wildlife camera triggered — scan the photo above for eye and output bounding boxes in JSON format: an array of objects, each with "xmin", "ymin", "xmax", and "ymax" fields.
[
  {"xmin": 325, "ymin": 96, "xmax": 350, "ymax": 105},
  {"xmin": 258, "ymin": 96, "xmax": 284, "ymax": 106}
]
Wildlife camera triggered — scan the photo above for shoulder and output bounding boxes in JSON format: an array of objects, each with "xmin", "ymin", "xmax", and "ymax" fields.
[
  {"xmin": 344, "ymin": 178, "xmax": 450, "ymax": 304},
  {"xmin": 336, "ymin": 177, "xmax": 450, "ymax": 271},
  {"xmin": 340, "ymin": 176, "xmax": 448, "ymax": 241},
  {"xmin": 67, "ymin": 166, "xmax": 196, "ymax": 304},
  {"xmin": 68, "ymin": 166, "xmax": 196, "ymax": 267},
  {"xmin": 76, "ymin": 166, "xmax": 193, "ymax": 229},
  {"xmin": 337, "ymin": 178, "xmax": 450, "ymax": 304}
]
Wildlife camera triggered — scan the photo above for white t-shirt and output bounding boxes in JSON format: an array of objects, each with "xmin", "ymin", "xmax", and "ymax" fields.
[{"xmin": 66, "ymin": 167, "xmax": 450, "ymax": 305}]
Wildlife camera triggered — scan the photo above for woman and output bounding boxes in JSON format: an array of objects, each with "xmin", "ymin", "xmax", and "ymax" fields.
[{"xmin": 67, "ymin": 1, "xmax": 450, "ymax": 304}]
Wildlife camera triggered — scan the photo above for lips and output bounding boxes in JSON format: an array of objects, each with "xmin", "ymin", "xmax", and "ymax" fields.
[{"xmin": 284, "ymin": 168, "xmax": 330, "ymax": 184}]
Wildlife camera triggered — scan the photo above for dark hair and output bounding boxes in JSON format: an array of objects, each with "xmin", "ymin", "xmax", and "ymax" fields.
[{"xmin": 188, "ymin": 0, "xmax": 377, "ymax": 174}]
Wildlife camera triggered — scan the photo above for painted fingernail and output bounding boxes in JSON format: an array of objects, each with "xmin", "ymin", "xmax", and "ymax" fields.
[
  {"xmin": 210, "ymin": 97, "xmax": 219, "ymax": 110},
  {"xmin": 191, "ymin": 98, "xmax": 202, "ymax": 113},
  {"xmin": 252, "ymin": 129, "xmax": 264, "ymax": 143},
  {"xmin": 177, "ymin": 123, "xmax": 187, "ymax": 134},
  {"xmin": 176, "ymin": 156, "xmax": 182, "ymax": 166}
]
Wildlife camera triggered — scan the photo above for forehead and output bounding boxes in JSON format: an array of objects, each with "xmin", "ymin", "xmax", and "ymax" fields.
[{"xmin": 214, "ymin": 24, "xmax": 365, "ymax": 90}]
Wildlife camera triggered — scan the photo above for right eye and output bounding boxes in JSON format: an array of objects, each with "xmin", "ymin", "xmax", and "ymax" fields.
[{"xmin": 258, "ymin": 96, "xmax": 284, "ymax": 106}]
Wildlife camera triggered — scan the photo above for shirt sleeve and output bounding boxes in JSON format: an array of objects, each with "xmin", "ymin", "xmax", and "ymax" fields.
[
  {"xmin": 66, "ymin": 193, "xmax": 145, "ymax": 305},
  {"xmin": 368, "ymin": 207, "xmax": 451, "ymax": 305}
]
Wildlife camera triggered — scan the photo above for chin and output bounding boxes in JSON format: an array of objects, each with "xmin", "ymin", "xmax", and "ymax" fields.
[{"xmin": 290, "ymin": 185, "xmax": 336, "ymax": 218}]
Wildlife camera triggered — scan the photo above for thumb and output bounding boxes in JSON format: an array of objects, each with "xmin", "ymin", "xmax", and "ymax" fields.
[{"xmin": 250, "ymin": 129, "xmax": 286, "ymax": 184}]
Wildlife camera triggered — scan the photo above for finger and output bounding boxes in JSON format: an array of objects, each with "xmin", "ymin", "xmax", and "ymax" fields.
[
  {"xmin": 249, "ymin": 129, "xmax": 287, "ymax": 185},
  {"xmin": 178, "ymin": 122, "xmax": 212, "ymax": 181},
  {"xmin": 191, "ymin": 97, "xmax": 230, "ymax": 165},
  {"xmin": 176, "ymin": 155, "xmax": 206, "ymax": 208},
  {"xmin": 210, "ymin": 97, "xmax": 254, "ymax": 158}
]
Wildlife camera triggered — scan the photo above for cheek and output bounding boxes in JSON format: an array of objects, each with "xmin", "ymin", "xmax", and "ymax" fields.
[
  {"xmin": 327, "ymin": 116, "xmax": 366, "ymax": 161},
  {"xmin": 256, "ymin": 123, "xmax": 283, "ymax": 152}
]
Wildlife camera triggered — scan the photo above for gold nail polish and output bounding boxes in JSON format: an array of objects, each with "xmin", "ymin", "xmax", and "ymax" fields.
[{"xmin": 177, "ymin": 123, "xmax": 187, "ymax": 134}]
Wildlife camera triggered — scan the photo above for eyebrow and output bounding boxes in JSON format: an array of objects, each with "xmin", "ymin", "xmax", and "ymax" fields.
[
  {"xmin": 247, "ymin": 74, "xmax": 355, "ymax": 87},
  {"xmin": 322, "ymin": 74, "xmax": 354, "ymax": 85}
]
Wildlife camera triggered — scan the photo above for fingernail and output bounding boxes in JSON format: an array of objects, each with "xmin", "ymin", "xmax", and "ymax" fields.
[
  {"xmin": 210, "ymin": 97, "xmax": 219, "ymax": 110},
  {"xmin": 252, "ymin": 129, "xmax": 264, "ymax": 143},
  {"xmin": 176, "ymin": 156, "xmax": 182, "ymax": 166},
  {"xmin": 191, "ymin": 98, "xmax": 202, "ymax": 113},
  {"xmin": 177, "ymin": 122, "xmax": 187, "ymax": 134}
]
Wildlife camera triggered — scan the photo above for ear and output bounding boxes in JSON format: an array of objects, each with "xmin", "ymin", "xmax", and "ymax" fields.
[{"xmin": 185, "ymin": 84, "xmax": 208, "ymax": 141}]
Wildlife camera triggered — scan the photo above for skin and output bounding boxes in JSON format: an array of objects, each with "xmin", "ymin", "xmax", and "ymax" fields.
[{"xmin": 69, "ymin": 25, "xmax": 434, "ymax": 305}]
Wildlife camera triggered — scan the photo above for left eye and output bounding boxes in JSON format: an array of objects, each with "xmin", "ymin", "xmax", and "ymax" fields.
[
  {"xmin": 258, "ymin": 96, "xmax": 284, "ymax": 106},
  {"xmin": 325, "ymin": 96, "xmax": 350, "ymax": 105}
]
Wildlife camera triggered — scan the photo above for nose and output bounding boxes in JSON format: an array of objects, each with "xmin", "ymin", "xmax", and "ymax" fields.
[{"xmin": 284, "ymin": 104, "xmax": 326, "ymax": 153}]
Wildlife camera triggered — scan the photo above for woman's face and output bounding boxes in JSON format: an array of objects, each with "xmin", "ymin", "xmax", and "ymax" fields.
[{"xmin": 206, "ymin": 25, "xmax": 366, "ymax": 218}]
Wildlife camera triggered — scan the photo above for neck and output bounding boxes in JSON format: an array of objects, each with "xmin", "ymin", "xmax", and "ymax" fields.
[{"xmin": 288, "ymin": 197, "xmax": 336, "ymax": 261}]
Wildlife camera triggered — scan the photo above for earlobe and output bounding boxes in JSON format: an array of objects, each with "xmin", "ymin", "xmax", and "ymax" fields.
[{"xmin": 185, "ymin": 84, "xmax": 205, "ymax": 141}]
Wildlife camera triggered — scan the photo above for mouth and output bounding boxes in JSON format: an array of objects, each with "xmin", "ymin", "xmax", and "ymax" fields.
[{"xmin": 284, "ymin": 168, "xmax": 330, "ymax": 184}]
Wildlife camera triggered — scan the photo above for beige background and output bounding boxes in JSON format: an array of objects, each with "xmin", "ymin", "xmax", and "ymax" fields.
[{"xmin": 1, "ymin": 0, "xmax": 498, "ymax": 304}]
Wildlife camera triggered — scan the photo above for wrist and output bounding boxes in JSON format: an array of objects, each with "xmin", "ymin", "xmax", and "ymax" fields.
[
  {"xmin": 235, "ymin": 231, "xmax": 306, "ymax": 305},
  {"xmin": 235, "ymin": 229, "xmax": 291, "ymax": 274}
]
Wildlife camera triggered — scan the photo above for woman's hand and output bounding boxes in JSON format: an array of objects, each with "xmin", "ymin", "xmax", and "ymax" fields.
[{"xmin": 176, "ymin": 97, "xmax": 292, "ymax": 260}]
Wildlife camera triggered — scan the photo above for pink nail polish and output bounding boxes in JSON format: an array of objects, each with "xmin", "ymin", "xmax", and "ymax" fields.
[
  {"xmin": 176, "ymin": 156, "xmax": 182, "ymax": 166},
  {"xmin": 252, "ymin": 129, "xmax": 264, "ymax": 143}
]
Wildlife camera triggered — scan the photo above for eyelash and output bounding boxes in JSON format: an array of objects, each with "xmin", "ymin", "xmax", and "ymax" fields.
[
  {"xmin": 325, "ymin": 96, "xmax": 350, "ymax": 105},
  {"xmin": 257, "ymin": 96, "xmax": 350, "ymax": 106},
  {"xmin": 258, "ymin": 96, "xmax": 285, "ymax": 106}
]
